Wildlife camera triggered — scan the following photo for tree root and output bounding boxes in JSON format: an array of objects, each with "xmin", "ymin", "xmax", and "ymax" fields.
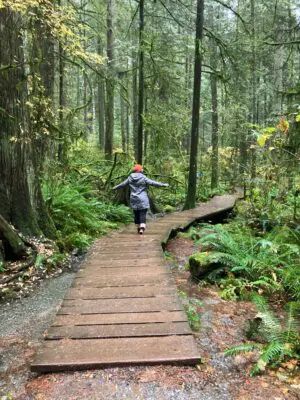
[{"xmin": 0, "ymin": 254, "xmax": 36, "ymax": 285}]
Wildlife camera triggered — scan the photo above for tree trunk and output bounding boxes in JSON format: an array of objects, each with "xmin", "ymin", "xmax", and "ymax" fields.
[
  {"xmin": 0, "ymin": 8, "xmax": 40, "ymax": 236},
  {"xmin": 250, "ymin": 0, "xmax": 257, "ymax": 195},
  {"xmin": 137, "ymin": 0, "xmax": 145, "ymax": 164},
  {"xmin": 120, "ymin": 75, "xmax": 126, "ymax": 152},
  {"xmin": 57, "ymin": 4, "xmax": 67, "ymax": 165},
  {"xmin": 0, "ymin": 215, "xmax": 27, "ymax": 259},
  {"xmin": 132, "ymin": 51, "xmax": 138, "ymax": 159},
  {"xmin": 96, "ymin": 38, "xmax": 105, "ymax": 149},
  {"xmin": 184, "ymin": 52, "xmax": 192, "ymax": 153},
  {"xmin": 105, "ymin": 0, "xmax": 115, "ymax": 160},
  {"xmin": 144, "ymin": 93, "xmax": 148, "ymax": 159},
  {"xmin": 210, "ymin": 40, "xmax": 219, "ymax": 190},
  {"xmin": 30, "ymin": 11, "xmax": 57, "ymax": 238},
  {"xmin": 183, "ymin": 0, "xmax": 205, "ymax": 210}
]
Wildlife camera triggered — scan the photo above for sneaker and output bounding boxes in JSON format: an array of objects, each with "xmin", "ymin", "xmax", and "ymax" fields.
[{"xmin": 139, "ymin": 227, "xmax": 145, "ymax": 235}]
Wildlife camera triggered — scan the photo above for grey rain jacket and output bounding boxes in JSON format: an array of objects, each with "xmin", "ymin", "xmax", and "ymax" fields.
[{"xmin": 113, "ymin": 172, "xmax": 168, "ymax": 210}]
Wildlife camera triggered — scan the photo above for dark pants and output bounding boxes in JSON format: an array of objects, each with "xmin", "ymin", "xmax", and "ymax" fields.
[{"xmin": 133, "ymin": 209, "xmax": 147, "ymax": 225}]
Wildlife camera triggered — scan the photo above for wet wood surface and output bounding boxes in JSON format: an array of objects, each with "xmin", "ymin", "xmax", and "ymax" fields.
[{"xmin": 31, "ymin": 195, "xmax": 239, "ymax": 372}]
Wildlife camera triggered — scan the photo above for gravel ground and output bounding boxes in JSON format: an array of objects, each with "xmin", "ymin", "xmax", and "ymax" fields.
[{"xmin": 0, "ymin": 272, "xmax": 75, "ymax": 340}]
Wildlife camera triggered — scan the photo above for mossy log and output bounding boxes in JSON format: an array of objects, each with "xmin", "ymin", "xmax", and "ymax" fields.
[{"xmin": 188, "ymin": 252, "xmax": 221, "ymax": 280}]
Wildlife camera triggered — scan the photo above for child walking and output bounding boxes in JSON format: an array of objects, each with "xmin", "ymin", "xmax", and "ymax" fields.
[{"xmin": 113, "ymin": 164, "xmax": 169, "ymax": 234}]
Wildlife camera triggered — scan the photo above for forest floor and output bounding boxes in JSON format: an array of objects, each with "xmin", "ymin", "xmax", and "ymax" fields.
[{"xmin": 0, "ymin": 235, "xmax": 299, "ymax": 400}]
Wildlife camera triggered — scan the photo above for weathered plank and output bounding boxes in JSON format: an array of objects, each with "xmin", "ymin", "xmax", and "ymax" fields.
[
  {"xmin": 45, "ymin": 322, "xmax": 191, "ymax": 339},
  {"xmin": 31, "ymin": 336, "xmax": 201, "ymax": 372},
  {"xmin": 84, "ymin": 258, "xmax": 164, "ymax": 267},
  {"xmin": 52, "ymin": 311, "xmax": 188, "ymax": 326},
  {"xmin": 72, "ymin": 274, "xmax": 172, "ymax": 288},
  {"xmin": 77, "ymin": 266, "xmax": 167, "ymax": 277},
  {"xmin": 65, "ymin": 285, "xmax": 174, "ymax": 300},
  {"xmin": 59, "ymin": 296, "xmax": 183, "ymax": 314},
  {"xmin": 84, "ymin": 252, "xmax": 163, "ymax": 260}
]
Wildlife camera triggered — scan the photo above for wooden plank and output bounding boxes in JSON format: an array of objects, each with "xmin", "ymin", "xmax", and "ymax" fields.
[
  {"xmin": 65, "ymin": 285, "xmax": 175, "ymax": 300},
  {"xmin": 31, "ymin": 336, "xmax": 201, "ymax": 372},
  {"xmin": 92, "ymin": 246, "xmax": 160, "ymax": 253},
  {"xmin": 92, "ymin": 249, "xmax": 159, "ymax": 255},
  {"xmin": 72, "ymin": 274, "xmax": 172, "ymax": 288},
  {"xmin": 85, "ymin": 252, "xmax": 163, "ymax": 260},
  {"xmin": 79, "ymin": 262, "xmax": 166, "ymax": 269},
  {"xmin": 84, "ymin": 258, "xmax": 164, "ymax": 267},
  {"xmin": 59, "ymin": 296, "xmax": 183, "ymax": 314},
  {"xmin": 45, "ymin": 322, "xmax": 191, "ymax": 339},
  {"xmin": 52, "ymin": 311, "xmax": 188, "ymax": 326},
  {"xmin": 77, "ymin": 266, "xmax": 167, "ymax": 277}
]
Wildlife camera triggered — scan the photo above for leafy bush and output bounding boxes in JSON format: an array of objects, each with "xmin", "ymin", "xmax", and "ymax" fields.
[
  {"xmin": 225, "ymin": 295, "xmax": 300, "ymax": 375},
  {"xmin": 236, "ymin": 186, "xmax": 300, "ymax": 231},
  {"xmin": 191, "ymin": 222, "xmax": 300, "ymax": 300},
  {"xmin": 43, "ymin": 179, "xmax": 131, "ymax": 251}
]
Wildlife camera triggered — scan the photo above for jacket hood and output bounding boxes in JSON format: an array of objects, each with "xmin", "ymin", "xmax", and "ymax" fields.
[{"xmin": 129, "ymin": 172, "xmax": 145, "ymax": 183}]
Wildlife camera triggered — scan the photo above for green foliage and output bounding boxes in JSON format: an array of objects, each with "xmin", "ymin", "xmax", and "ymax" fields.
[
  {"xmin": 225, "ymin": 296, "xmax": 300, "ymax": 375},
  {"xmin": 34, "ymin": 254, "xmax": 47, "ymax": 269},
  {"xmin": 43, "ymin": 177, "xmax": 131, "ymax": 251},
  {"xmin": 179, "ymin": 291, "xmax": 202, "ymax": 331},
  {"xmin": 0, "ymin": 262, "xmax": 4, "ymax": 272},
  {"xmin": 164, "ymin": 204, "xmax": 176, "ymax": 213},
  {"xmin": 186, "ymin": 302, "xmax": 201, "ymax": 332},
  {"xmin": 191, "ymin": 222, "xmax": 299, "ymax": 300},
  {"xmin": 178, "ymin": 226, "xmax": 203, "ymax": 241},
  {"xmin": 236, "ymin": 184, "xmax": 300, "ymax": 231}
]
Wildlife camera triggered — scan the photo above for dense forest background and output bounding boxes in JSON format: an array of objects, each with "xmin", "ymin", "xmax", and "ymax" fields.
[
  {"xmin": 0, "ymin": 0, "xmax": 299, "ymax": 377},
  {"xmin": 0, "ymin": 0, "xmax": 299, "ymax": 256},
  {"xmin": 1, "ymin": 0, "xmax": 299, "ymax": 245}
]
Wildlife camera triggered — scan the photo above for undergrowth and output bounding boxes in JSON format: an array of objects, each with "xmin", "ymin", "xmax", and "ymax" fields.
[
  {"xmin": 224, "ymin": 295, "xmax": 300, "ymax": 375},
  {"xmin": 178, "ymin": 291, "xmax": 202, "ymax": 331},
  {"xmin": 43, "ymin": 178, "xmax": 132, "ymax": 251},
  {"xmin": 187, "ymin": 221, "xmax": 300, "ymax": 301},
  {"xmin": 182, "ymin": 203, "xmax": 300, "ymax": 375}
]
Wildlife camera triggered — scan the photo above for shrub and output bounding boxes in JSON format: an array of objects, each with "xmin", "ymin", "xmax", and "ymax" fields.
[
  {"xmin": 43, "ymin": 179, "xmax": 131, "ymax": 251},
  {"xmin": 191, "ymin": 222, "xmax": 300, "ymax": 300},
  {"xmin": 225, "ymin": 295, "xmax": 300, "ymax": 375}
]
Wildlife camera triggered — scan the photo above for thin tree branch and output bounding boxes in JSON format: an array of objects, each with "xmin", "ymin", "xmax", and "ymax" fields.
[
  {"xmin": 264, "ymin": 39, "xmax": 300, "ymax": 45},
  {"xmin": 212, "ymin": 0, "xmax": 249, "ymax": 33}
]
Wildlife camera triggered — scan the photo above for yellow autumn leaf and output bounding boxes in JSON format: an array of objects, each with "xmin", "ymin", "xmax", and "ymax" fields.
[
  {"xmin": 257, "ymin": 133, "xmax": 272, "ymax": 147},
  {"xmin": 277, "ymin": 117, "xmax": 289, "ymax": 134}
]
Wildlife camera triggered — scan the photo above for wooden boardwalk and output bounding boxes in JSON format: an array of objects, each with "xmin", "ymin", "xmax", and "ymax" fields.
[{"xmin": 31, "ymin": 194, "xmax": 239, "ymax": 372}]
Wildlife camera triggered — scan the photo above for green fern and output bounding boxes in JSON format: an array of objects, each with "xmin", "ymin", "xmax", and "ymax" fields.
[
  {"xmin": 194, "ymin": 222, "xmax": 300, "ymax": 300},
  {"xmin": 224, "ymin": 343, "xmax": 259, "ymax": 357},
  {"xmin": 43, "ymin": 180, "xmax": 131, "ymax": 250},
  {"xmin": 225, "ymin": 297, "xmax": 300, "ymax": 375}
]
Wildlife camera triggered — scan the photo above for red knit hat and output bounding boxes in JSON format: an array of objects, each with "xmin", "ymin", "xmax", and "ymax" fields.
[{"xmin": 133, "ymin": 164, "xmax": 143, "ymax": 172}]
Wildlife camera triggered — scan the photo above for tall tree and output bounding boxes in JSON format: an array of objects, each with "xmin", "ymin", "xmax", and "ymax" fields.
[
  {"xmin": 183, "ymin": 0, "xmax": 205, "ymax": 210},
  {"xmin": 57, "ymin": 0, "xmax": 67, "ymax": 164},
  {"xmin": 96, "ymin": 36, "xmax": 106, "ymax": 148},
  {"xmin": 30, "ymin": 11, "xmax": 57, "ymax": 238},
  {"xmin": 0, "ymin": 7, "xmax": 40, "ymax": 235},
  {"xmin": 105, "ymin": 0, "xmax": 115, "ymax": 159},
  {"xmin": 137, "ymin": 0, "xmax": 145, "ymax": 164},
  {"xmin": 209, "ymin": 33, "xmax": 219, "ymax": 190}
]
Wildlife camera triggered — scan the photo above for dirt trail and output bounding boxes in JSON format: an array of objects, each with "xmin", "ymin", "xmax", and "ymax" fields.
[{"xmin": 0, "ymin": 237, "xmax": 299, "ymax": 400}]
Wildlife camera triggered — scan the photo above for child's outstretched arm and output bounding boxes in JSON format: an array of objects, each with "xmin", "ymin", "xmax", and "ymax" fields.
[
  {"xmin": 113, "ymin": 178, "xmax": 129, "ymax": 190},
  {"xmin": 145, "ymin": 177, "xmax": 169, "ymax": 188}
]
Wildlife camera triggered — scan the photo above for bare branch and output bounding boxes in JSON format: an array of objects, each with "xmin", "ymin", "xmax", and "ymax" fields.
[
  {"xmin": 264, "ymin": 39, "xmax": 300, "ymax": 46},
  {"xmin": 212, "ymin": 0, "xmax": 249, "ymax": 33}
]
